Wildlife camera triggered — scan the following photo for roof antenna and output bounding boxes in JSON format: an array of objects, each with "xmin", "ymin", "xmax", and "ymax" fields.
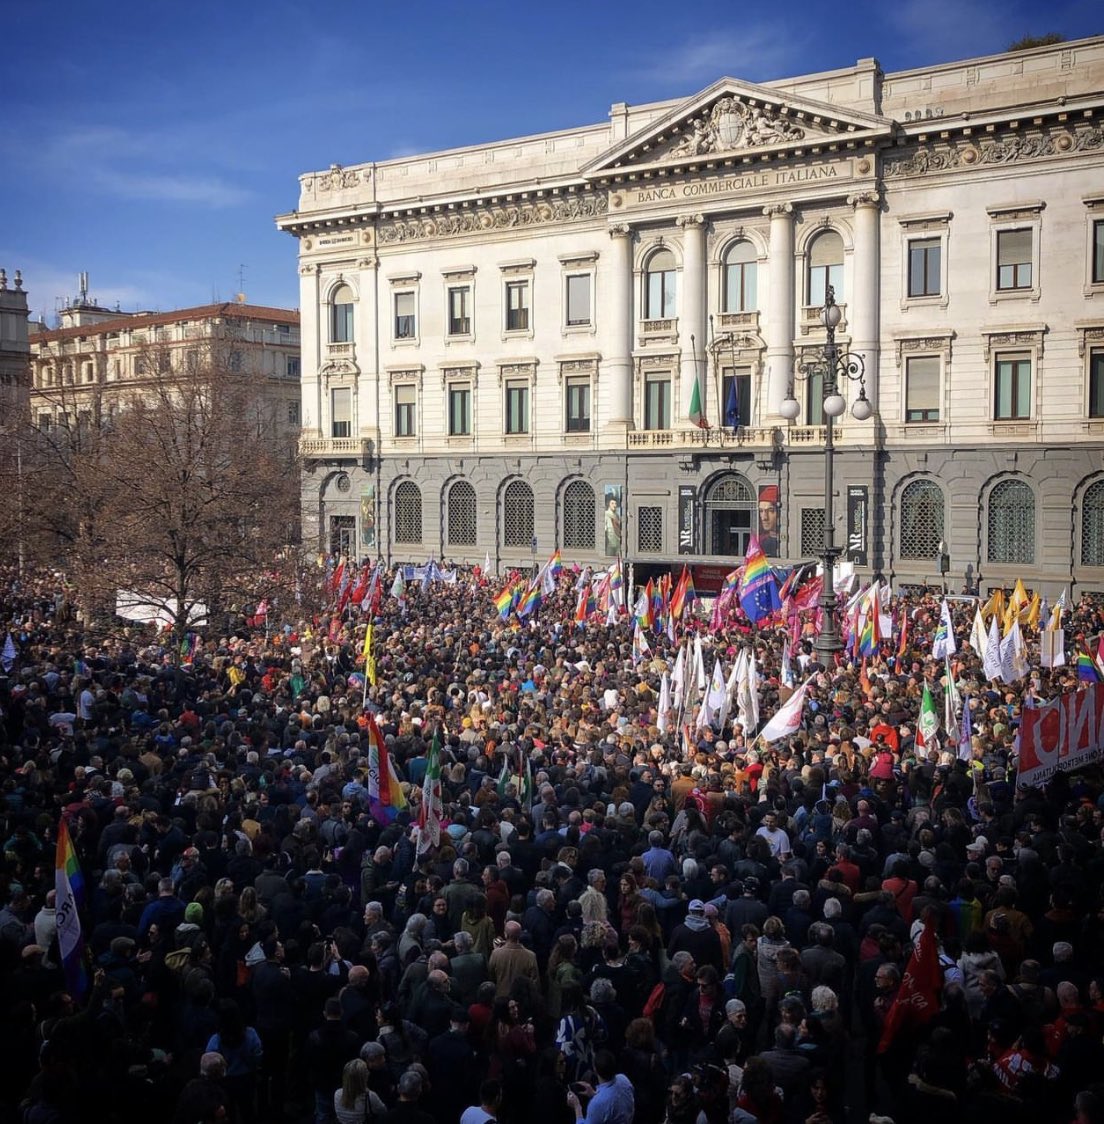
[{"xmin": 236, "ymin": 264, "xmax": 247, "ymax": 303}]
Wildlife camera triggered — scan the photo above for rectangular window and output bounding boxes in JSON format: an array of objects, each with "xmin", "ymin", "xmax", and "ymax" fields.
[
  {"xmin": 286, "ymin": 356, "xmax": 301, "ymax": 378},
  {"xmin": 644, "ymin": 375, "xmax": 671, "ymax": 430},
  {"xmin": 331, "ymin": 302, "xmax": 353, "ymax": 343},
  {"xmin": 38, "ymin": 412, "xmax": 52, "ymax": 431},
  {"xmin": 905, "ymin": 356, "xmax": 940, "ymax": 422},
  {"xmin": 800, "ymin": 508, "xmax": 826, "ymax": 556},
  {"xmin": 448, "ymin": 385, "xmax": 471, "ymax": 436},
  {"xmin": 638, "ymin": 506, "xmax": 663, "ymax": 553},
  {"xmin": 394, "ymin": 384, "xmax": 416, "ymax": 437},
  {"xmin": 506, "ymin": 281, "xmax": 530, "ymax": 332},
  {"xmin": 1089, "ymin": 352, "xmax": 1104, "ymax": 419},
  {"xmin": 331, "ymin": 386, "xmax": 352, "ymax": 438},
  {"xmin": 287, "ymin": 401, "xmax": 300, "ymax": 426},
  {"xmin": 997, "ymin": 228, "xmax": 1033, "ymax": 291},
  {"xmin": 228, "ymin": 350, "xmax": 243, "ymax": 372},
  {"xmin": 505, "ymin": 380, "xmax": 529, "ymax": 435},
  {"xmin": 566, "ymin": 274, "xmax": 591, "ymax": 326},
  {"xmin": 806, "ymin": 369, "xmax": 825, "ymax": 426},
  {"xmin": 394, "ymin": 292, "xmax": 416, "ymax": 339},
  {"xmin": 565, "ymin": 379, "xmax": 590, "ymax": 433},
  {"xmin": 1094, "ymin": 220, "xmax": 1104, "ymax": 285},
  {"xmin": 908, "ymin": 238, "xmax": 941, "ymax": 298},
  {"xmin": 720, "ymin": 368, "xmax": 751, "ymax": 428},
  {"xmin": 447, "ymin": 286, "xmax": 471, "ymax": 336},
  {"xmin": 994, "ymin": 356, "xmax": 1031, "ymax": 420},
  {"xmin": 646, "ymin": 270, "xmax": 676, "ymax": 319},
  {"xmin": 724, "ymin": 261, "xmax": 757, "ymax": 313}
]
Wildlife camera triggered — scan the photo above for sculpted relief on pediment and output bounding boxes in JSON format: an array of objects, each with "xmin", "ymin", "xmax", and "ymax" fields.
[{"xmin": 665, "ymin": 96, "xmax": 806, "ymax": 159}]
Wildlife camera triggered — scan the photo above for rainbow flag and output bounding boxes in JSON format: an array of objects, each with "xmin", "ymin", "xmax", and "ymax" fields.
[
  {"xmin": 738, "ymin": 537, "xmax": 781, "ymax": 624},
  {"xmin": 634, "ymin": 586, "xmax": 652, "ymax": 630},
  {"xmin": 720, "ymin": 568, "xmax": 741, "ymax": 599},
  {"xmin": 857, "ymin": 597, "xmax": 881, "ymax": 657},
  {"xmin": 671, "ymin": 566, "xmax": 695, "ymax": 620},
  {"xmin": 549, "ymin": 550, "xmax": 563, "ymax": 580},
  {"xmin": 365, "ymin": 714, "xmax": 408, "ymax": 823},
  {"xmin": 56, "ymin": 817, "xmax": 88, "ymax": 1000},
  {"xmin": 1077, "ymin": 647, "xmax": 1100, "ymax": 682},
  {"xmin": 516, "ymin": 583, "xmax": 542, "ymax": 619},
  {"xmin": 575, "ymin": 585, "xmax": 595, "ymax": 624},
  {"xmin": 494, "ymin": 583, "xmax": 516, "ymax": 619}
]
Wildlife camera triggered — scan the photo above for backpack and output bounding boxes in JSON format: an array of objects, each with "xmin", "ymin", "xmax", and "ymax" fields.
[{"xmin": 642, "ymin": 981, "xmax": 666, "ymax": 1023}]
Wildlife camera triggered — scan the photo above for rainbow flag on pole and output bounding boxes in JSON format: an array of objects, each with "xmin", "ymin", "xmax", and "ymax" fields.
[
  {"xmin": 56, "ymin": 817, "xmax": 88, "ymax": 1000},
  {"xmin": 365, "ymin": 714, "xmax": 408, "ymax": 823},
  {"xmin": 738, "ymin": 537, "xmax": 781, "ymax": 624}
]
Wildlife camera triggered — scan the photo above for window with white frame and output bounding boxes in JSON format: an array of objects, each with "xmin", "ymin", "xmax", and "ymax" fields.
[
  {"xmin": 505, "ymin": 280, "xmax": 530, "ymax": 333},
  {"xmin": 644, "ymin": 249, "xmax": 676, "ymax": 319},
  {"xmin": 723, "ymin": 241, "xmax": 757, "ymax": 312},
  {"xmin": 447, "ymin": 286, "xmax": 471, "ymax": 336},
  {"xmin": 331, "ymin": 283, "xmax": 354, "ymax": 342},
  {"xmin": 1094, "ymin": 219, "xmax": 1104, "ymax": 285},
  {"xmin": 394, "ymin": 291, "xmax": 416, "ymax": 340},
  {"xmin": 807, "ymin": 231, "xmax": 844, "ymax": 306},
  {"xmin": 644, "ymin": 374, "xmax": 671, "ymax": 430},
  {"xmin": 505, "ymin": 380, "xmax": 529, "ymax": 435},
  {"xmin": 905, "ymin": 356, "xmax": 940, "ymax": 422},
  {"xmin": 996, "ymin": 229, "xmax": 1033, "ymax": 291},
  {"xmin": 448, "ymin": 383, "xmax": 471, "ymax": 436},
  {"xmin": 565, "ymin": 273, "xmax": 592, "ymax": 327},
  {"xmin": 994, "ymin": 354, "xmax": 1031, "ymax": 420},
  {"xmin": 394, "ymin": 383, "xmax": 416, "ymax": 437},
  {"xmin": 907, "ymin": 238, "xmax": 941, "ymax": 298},
  {"xmin": 287, "ymin": 400, "xmax": 300, "ymax": 426},
  {"xmin": 806, "ymin": 369, "xmax": 825, "ymax": 426},
  {"xmin": 565, "ymin": 378, "xmax": 590, "ymax": 433},
  {"xmin": 331, "ymin": 386, "xmax": 352, "ymax": 438}
]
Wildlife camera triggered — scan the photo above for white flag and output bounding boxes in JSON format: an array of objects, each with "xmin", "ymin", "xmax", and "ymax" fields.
[
  {"xmin": 670, "ymin": 646, "xmax": 686, "ymax": 710},
  {"xmin": 781, "ymin": 640, "xmax": 795, "ymax": 689},
  {"xmin": 932, "ymin": 599, "xmax": 957, "ymax": 660},
  {"xmin": 759, "ymin": 677, "xmax": 812, "ymax": 743},
  {"xmin": 658, "ymin": 672, "xmax": 671, "ymax": 734},
  {"xmin": 1040, "ymin": 628, "xmax": 1066, "ymax": 668},
  {"xmin": 483, "ymin": 551, "xmax": 493, "ymax": 578},
  {"xmin": 1006, "ymin": 618, "xmax": 1029, "ymax": 681},
  {"xmin": 983, "ymin": 616, "xmax": 1004, "ymax": 682},
  {"xmin": 738, "ymin": 652, "xmax": 760, "ymax": 735},
  {"xmin": 943, "ymin": 658, "xmax": 960, "ymax": 744},
  {"xmin": 969, "ymin": 608, "xmax": 988, "ymax": 656},
  {"xmin": 1, "ymin": 633, "xmax": 16, "ymax": 673},
  {"xmin": 718, "ymin": 657, "xmax": 741, "ymax": 733},
  {"xmin": 693, "ymin": 635, "xmax": 707, "ymax": 692},
  {"xmin": 706, "ymin": 659, "xmax": 727, "ymax": 727}
]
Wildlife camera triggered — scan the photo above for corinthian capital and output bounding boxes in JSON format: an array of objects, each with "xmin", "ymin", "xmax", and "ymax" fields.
[
  {"xmin": 762, "ymin": 202, "xmax": 794, "ymax": 218},
  {"xmin": 609, "ymin": 223, "xmax": 632, "ymax": 239},
  {"xmin": 675, "ymin": 213, "xmax": 705, "ymax": 229},
  {"xmin": 847, "ymin": 190, "xmax": 881, "ymax": 209}
]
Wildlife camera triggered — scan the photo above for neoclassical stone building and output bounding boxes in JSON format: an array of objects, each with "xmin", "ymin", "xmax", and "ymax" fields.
[{"xmin": 278, "ymin": 36, "xmax": 1104, "ymax": 594}]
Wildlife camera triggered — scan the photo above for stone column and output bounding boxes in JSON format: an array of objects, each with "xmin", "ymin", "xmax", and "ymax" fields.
[
  {"xmin": 299, "ymin": 260, "xmax": 322, "ymax": 434},
  {"xmin": 606, "ymin": 224, "xmax": 634, "ymax": 430},
  {"xmin": 763, "ymin": 202, "xmax": 795, "ymax": 418},
  {"xmin": 676, "ymin": 214, "xmax": 707, "ymax": 426},
  {"xmin": 848, "ymin": 191, "xmax": 881, "ymax": 411}
]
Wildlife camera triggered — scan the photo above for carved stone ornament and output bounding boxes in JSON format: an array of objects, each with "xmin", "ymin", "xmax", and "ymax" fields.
[
  {"xmin": 378, "ymin": 191, "xmax": 608, "ymax": 245},
  {"xmin": 311, "ymin": 164, "xmax": 363, "ymax": 191},
  {"xmin": 319, "ymin": 359, "xmax": 358, "ymax": 379},
  {"xmin": 668, "ymin": 97, "xmax": 804, "ymax": 159},
  {"xmin": 884, "ymin": 125, "xmax": 1103, "ymax": 178}
]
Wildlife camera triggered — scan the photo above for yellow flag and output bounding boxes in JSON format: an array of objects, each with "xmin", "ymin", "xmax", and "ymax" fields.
[
  {"xmin": 363, "ymin": 624, "xmax": 377, "ymax": 686},
  {"xmin": 980, "ymin": 588, "xmax": 1004, "ymax": 621},
  {"xmin": 1002, "ymin": 579, "xmax": 1028, "ymax": 636},
  {"xmin": 1025, "ymin": 592, "xmax": 1040, "ymax": 631}
]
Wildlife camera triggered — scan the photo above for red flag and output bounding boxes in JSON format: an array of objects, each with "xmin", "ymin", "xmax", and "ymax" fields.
[
  {"xmin": 878, "ymin": 922, "xmax": 942, "ymax": 1053},
  {"xmin": 897, "ymin": 606, "xmax": 909, "ymax": 659},
  {"xmin": 349, "ymin": 565, "xmax": 369, "ymax": 606}
]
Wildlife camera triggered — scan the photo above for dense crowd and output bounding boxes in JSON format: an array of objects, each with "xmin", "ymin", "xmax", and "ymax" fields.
[{"xmin": 2, "ymin": 560, "xmax": 1104, "ymax": 1124}]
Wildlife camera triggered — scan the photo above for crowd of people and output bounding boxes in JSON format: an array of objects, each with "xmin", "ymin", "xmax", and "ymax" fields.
[{"xmin": 1, "ymin": 559, "xmax": 1104, "ymax": 1124}]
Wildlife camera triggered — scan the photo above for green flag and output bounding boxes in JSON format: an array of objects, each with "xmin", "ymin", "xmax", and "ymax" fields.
[
  {"xmin": 917, "ymin": 682, "xmax": 940, "ymax": 750},
  {"xmin": 688, "ymin": 378, "xmax": 707, "ymax": 429}
]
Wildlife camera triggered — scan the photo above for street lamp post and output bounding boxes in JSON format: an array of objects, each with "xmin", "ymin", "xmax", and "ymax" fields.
[{"xmin": 779, "ymin": 285, "xmax": 872, "ymax": 660}]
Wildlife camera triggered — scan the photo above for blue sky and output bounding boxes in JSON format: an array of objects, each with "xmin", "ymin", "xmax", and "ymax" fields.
[{"xmin": 4, "ymin": 0, "xmax": 1099, "ymax": 323}]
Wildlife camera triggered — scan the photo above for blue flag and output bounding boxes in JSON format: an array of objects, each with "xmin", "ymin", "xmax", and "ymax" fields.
[{"xmin": 724, "ymin": 378, "xmax": 740, "ymax": 428}]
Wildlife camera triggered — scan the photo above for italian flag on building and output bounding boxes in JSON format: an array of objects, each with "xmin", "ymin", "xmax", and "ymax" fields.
[{"xmin": 688, "ymin": 378, "xmax": 708, "ymax": 428}]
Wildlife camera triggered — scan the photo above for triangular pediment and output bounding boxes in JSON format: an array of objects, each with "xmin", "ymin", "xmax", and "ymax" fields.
[{"xmin": 582, "ymin": 77, "xmax": 892, "ymax": 177}]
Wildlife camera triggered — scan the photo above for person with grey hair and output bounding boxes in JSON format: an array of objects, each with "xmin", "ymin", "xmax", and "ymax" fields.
[
  {"xmin": 174, "ymin": 1052, "xmax": 231, "ymax": 1124},
  {"xmin": 800, "ymin": 921, "xmax": 847, "ymax": 997},
  {"xmin": 449, "ymin": 930, "xmax": 488, "ymax": 1005},
  {"xmin": 579, "ymin": 869, "xmax": 609, "ymax": 924},
  {"xmin": 392, "ymin": 1070, "xmax": 434, "ymax": 1124},
  {"xmin": 715, "ymin": 997, "xmax": 751, "ymax": 1065}
]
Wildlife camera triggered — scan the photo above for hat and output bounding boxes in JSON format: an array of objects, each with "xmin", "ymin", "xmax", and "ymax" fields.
[
  {"xmin": 966, "ymin": 835, "xmax": 988, "ymax": 853},
  {"xmin": 759, "ymin": 484, "xmax": 779, "ymax": 503},
  {"xmin": 917, "ymin": 850, "xmax": 935, "ymax": 868},
  {"xmin": 185, "ymin": 902, "xmax": 205, "ymax": 924},
  {"xmin": 688, "ymin": 899, "xmax": 705, "ymax": 913},
  {"xmin": 110, "ymin": 936, "xmax": 136, "ymax": 956},
  {"xmin": 21, "ymin": 944, "xmax": 45, "ymax": 960},
  {"xmin": 703, "ymin": 903, "xmax": 718, "ymax": 919}
]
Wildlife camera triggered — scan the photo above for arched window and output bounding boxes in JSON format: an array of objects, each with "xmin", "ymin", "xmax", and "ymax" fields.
[
  {"xmin": 562, "ymin": 480, "xmax": 596, "ymax": 552},
  {"xmin": 644, "ymin": 249, "xmax": 676, "ymax": 319},
  {"xmin": 987, "ymin": 479, "xmax": 1034, "ymax": 564},
  {"xmin": 899, "ymin": 480, "xmax": 945, "ymax": 561},
  {"xmin": 502, "ymin": 480, "xmax": 534, "ymax": 548},
  {"xmin": 1081, "ymin": 480, "xmax": 1104, "ymax": 566},
  {"xmin": 394, "ymin": 480, "xmax": 422, "ymax": 544},
  {"xmin": 807, "ymin": 231, "xmax": 844, "ymax": 306},
  {"xmin": 704, "ymin": 473, "xmax": 754, "ymax": 557},
  {"xmin": 723, "ymin": 241, "xmax": 757, "ymax": 313},
  {"xmin": 447, "ymin": 480, "xmax": 477, "ymax": 547},
  {"xmin": 331, "ymin": 283, "xmax": 354, "ymax": 343}
]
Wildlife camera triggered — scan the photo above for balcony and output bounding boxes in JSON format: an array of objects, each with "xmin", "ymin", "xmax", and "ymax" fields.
[
  {"xmin": 638, "ymin": 317, "xmax": 679, "ymax": 345},
  {"xmin": 800, "ymin": 303, "xmax": 847, "ymax": 336},
  {"xmin": 298, "ymin": 434, "xmax": 374, "ymax": 459},
  {"xmin": 628, "ymin": 430, "xmax": 677, "ymax": 447},
  {"xmin": 325, "ymin": 341, "xmax": 355, "ymax": 359},
  {"xmin": 788, "ymin": 425, "xmax": 828, "ymax": 445},
  {"xmin": 716, "ymin": 310, "xmax": 760, "ymax": 334},
  {"xmin": 627, "ymin": 426, "xmax": 779, "ymax": 449}
]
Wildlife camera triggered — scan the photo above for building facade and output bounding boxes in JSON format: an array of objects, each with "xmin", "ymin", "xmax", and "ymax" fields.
[
  {"xmin": 29, "ymin": 294, "xmax": 302, "ymax": 448},
  {"xmin": 0, "ymin": 268, "xmax": 30, "ymax": 429},
  {"xmin": 279, "ymin": 37, "xmax": 1104, "ymax": 594}
]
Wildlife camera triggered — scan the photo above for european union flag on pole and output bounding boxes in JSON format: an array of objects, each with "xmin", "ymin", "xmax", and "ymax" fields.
[
  {"xmin": 738, "ymin": 537, "xmax": 781, "ymax": 624},
  {"xmin": 724, "ymin": 378, "xmax": 740, "ymax": 428}
]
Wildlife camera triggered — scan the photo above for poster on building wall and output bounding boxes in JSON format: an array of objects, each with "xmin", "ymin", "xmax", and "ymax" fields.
[
  {"xmin": 360, "ymin": 485, "xmax": 376, "ymax": 549},
  {"xmin": 1018, "ymin": 682, "xmax": 1104, "ymax": 788},
  {"xmin": 603, "ymin": 485, "xmax": 623, "ymax": 557},
  {"xmin": 677, "ymin": 485, "xmax": 696, "ymax": 555},
  {"xmin": 846, "ymin": 485, "xmax": 868, "ymax": 567},
  {"xmin": 757, "ymin": 485, "xmax": 781, "ymax": 557}
]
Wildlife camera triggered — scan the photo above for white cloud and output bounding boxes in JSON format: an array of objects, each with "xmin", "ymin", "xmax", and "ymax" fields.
[{"xmin": 629, "ymin": 26, "xmax": 811, "ymax": 89}]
